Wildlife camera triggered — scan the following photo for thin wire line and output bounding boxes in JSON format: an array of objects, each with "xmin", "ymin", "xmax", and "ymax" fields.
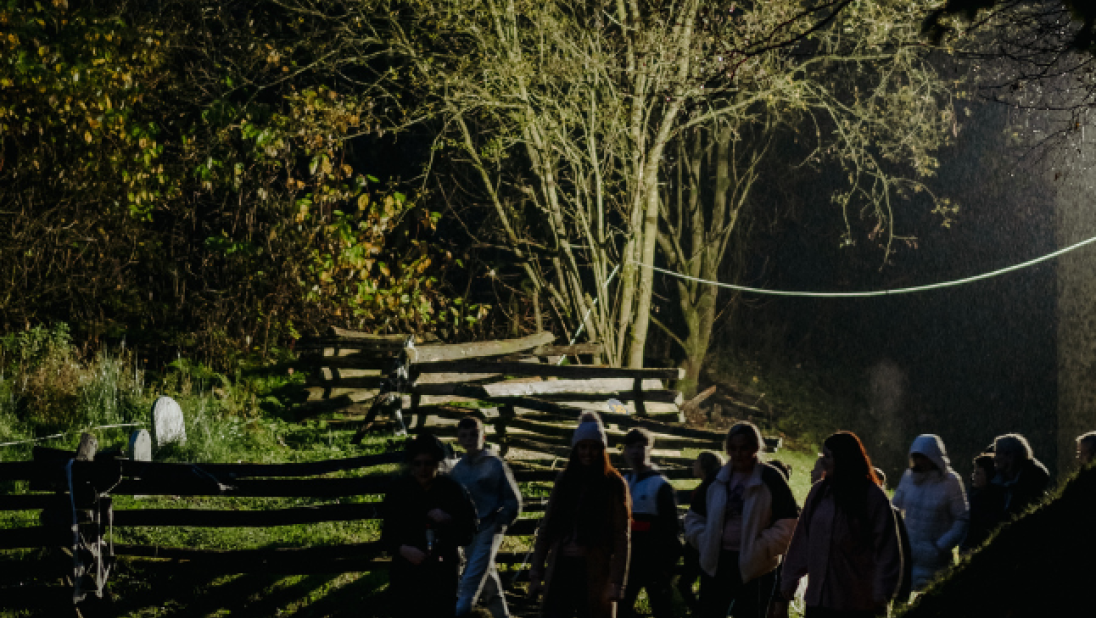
[
  {"xmin": 0, "ymin": 422, "xmax": 146, "ymax": 448},
  {"xmin": 632, "ymin": 234, "xmax": 1096, "ymax": 298}
]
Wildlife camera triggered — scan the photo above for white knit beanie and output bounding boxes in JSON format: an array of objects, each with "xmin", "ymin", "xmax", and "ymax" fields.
[{"xmin": 572, "ymin": 411, "xmax": 608, "ymax": 447}]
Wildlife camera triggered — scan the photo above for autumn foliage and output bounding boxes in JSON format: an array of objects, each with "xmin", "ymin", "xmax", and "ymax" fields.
[{"xmin": 0, "ymin": 0, "xmax": 457, "ymax": 361}]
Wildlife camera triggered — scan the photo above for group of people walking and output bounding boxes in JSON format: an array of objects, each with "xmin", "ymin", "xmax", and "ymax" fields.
[
  {"xmin": 381, "ymin": 409, "xmax": 1096, "ymax": 618},
  {"xmin": 380, "ymin": 416, "xmax": 520, "ymax": 618}
]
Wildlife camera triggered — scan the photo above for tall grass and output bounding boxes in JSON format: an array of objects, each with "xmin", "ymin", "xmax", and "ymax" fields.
[{"xmin": 0, "ymin": 324, "xmax": 297, "ymax": 463}]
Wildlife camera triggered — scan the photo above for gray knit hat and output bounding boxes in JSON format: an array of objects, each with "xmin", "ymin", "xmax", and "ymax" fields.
[{"xmin": 572, "ymin": 411, "xmax": 608, "ymax": 447}]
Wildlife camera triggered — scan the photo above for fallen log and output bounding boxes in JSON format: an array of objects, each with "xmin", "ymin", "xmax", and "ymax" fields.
[{"xmin": 408, "ymin": 332, "xmax": 555, "ymax": 363}]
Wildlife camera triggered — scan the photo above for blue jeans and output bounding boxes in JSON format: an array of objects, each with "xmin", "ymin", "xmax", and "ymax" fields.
[{"xmin": 456, "ymin": 521, "xmax": 509, "ymax": 617}]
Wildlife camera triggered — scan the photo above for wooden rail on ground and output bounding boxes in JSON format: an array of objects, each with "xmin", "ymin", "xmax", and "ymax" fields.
[{"xmin": 1, "ymin": 329, "xmax": 784, "ymax": 604}]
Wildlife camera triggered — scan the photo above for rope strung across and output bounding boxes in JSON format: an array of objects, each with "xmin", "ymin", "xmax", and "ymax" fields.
[
  {"xmin": 631, "ymin": 234, "xmax": 1096, "ymax": 298},
  {"xmin": 0, "ymin": 423, "xmax": 146, "ymax": 448}
]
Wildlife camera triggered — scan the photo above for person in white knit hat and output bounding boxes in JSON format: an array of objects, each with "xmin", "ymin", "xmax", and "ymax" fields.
[{"xmin": 528, "ymin": 411, "xmax": 631, "ymax": 618}]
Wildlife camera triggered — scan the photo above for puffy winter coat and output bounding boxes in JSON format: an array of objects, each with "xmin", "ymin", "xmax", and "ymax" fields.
[{"xmin": 892, "ymin": 434, "xmax": 969, "ymax": 590}]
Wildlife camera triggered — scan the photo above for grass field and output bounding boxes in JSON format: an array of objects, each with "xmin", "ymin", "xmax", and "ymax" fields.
[
  {"xmin": 0, "ymin": 332, "xmax": 844, "ymax": 617},
  {"xmin": 1, "ymin": 422, "xmax": 826, "ymax": 617}
]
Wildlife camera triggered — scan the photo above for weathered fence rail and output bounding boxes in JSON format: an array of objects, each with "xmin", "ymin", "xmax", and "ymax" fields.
[{"xmin": 1, "ymin": 329, "xmax": 784, "ymax": 608}]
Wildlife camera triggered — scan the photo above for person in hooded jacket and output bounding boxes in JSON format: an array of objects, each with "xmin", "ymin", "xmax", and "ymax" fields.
[{"xmin": 891, "ymin": 434, "xmax": 969, "ymax": 591}]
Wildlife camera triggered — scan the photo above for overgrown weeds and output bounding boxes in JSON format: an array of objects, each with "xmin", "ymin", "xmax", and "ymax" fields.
[{"xmin": 0, "ymin": 323, "xmax": 302, "ymax": 463}]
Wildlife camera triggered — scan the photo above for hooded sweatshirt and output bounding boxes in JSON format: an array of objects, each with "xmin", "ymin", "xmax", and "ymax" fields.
[
  {"xmin": 892, "ymin": 434, "xmax": 969, "ymax": 589},
  {"xmin": 449, "ymin": 445, "xmax": 522, "ymax": 528}
]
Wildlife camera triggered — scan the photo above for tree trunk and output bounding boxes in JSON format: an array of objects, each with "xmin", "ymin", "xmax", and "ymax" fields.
[{"xmin": 679, "ymin": 279, "xmax": 718, "ymax": 398}]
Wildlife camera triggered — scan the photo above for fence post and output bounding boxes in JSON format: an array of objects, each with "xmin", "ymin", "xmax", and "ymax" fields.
[
  {"xmin": 409, "ymin": 392, "xmax": 424, "ymax": 430},
  {"xmin": 633, "ymin": 377, "xmax": 648, "ymax": 417},
  {"xmin": 496, "ymin": 405, "xmax": 515, "ymax": 457}
]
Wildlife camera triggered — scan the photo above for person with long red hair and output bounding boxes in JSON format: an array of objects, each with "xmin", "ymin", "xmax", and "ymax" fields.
[
  {"xmin": 779, "ymin": 431, "xmax": 903, "ymax": 618},
  {"xmin": 528, "ymin": 411, "xmax": 631, "ymax": 618}
]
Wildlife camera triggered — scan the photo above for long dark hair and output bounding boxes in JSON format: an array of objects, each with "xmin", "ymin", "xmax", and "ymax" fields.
[
  {"xmin": 544, "ymin": 441, "xmax": 631, "ymax": 548},
  {"xmin": 822, "ymin": 431, "xmax": 880, "ymax": 526}
]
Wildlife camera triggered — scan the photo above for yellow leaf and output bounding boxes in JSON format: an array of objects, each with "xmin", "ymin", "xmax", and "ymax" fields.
[{"xmin": 84, "ymin": 131, "xmax": 92, "ymax": 143}]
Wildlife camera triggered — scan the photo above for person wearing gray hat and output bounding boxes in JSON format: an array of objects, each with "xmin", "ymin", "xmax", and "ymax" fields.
[{"xmin": 528, "ymin": 411, "xmax": 631, "ymax": 618}]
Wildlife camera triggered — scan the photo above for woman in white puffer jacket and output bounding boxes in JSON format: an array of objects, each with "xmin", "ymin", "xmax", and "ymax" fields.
[{"xmin": 892, "ymin": 434, "xmax": 969, "ymax": 590}]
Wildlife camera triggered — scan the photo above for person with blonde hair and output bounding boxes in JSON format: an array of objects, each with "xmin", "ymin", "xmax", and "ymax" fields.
[{"xmin": 684, "ymin": 422, "xmax": 799, "ymax": 618}]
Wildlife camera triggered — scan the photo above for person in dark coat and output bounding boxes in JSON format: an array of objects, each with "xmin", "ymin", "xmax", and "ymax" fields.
[
  {"xmin": 991, "ymin": 433, "xmax": 1049, "ymax": 520},
  {"xmin": 961, "ymin": 453, "xmax": 1006, "ymax": 554},
  {"xmin": 528, "ymin": 411, "xmax": 631, "ymax": 618},
  {"xmin": 1077, "ymin": 431, "xmax": 1096, "ymax": 467},
  {"xmin": 619, "ymin": 428, "xmax": 679, "ymax": 618},
  {"xmin": 382, "ymin": 432, "xmax": 478, "ymax": 618}
]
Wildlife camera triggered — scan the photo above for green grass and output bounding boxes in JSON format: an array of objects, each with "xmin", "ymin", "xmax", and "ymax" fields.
[
  {"xmin": 0, "ymin": 326, "xmax": 847, "ymax": 617},
  {"xmin": 1, "ymin": 424, "xmax": 400, "ymax": 618}
]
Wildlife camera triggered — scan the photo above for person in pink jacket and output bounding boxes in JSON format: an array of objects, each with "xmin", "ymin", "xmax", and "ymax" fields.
[{"xmin": 780, "ymin": 431, "xmax": 902, "ymax": 618}]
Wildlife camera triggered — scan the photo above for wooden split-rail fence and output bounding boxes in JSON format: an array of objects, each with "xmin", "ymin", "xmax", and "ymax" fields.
[{"xmin": 0, "ymin": 329, "xmax": 778, "ymax": 608}]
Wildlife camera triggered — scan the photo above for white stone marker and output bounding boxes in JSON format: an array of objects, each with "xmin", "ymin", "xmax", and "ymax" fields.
[
  {"xmin": 151, "ymin": 396, "xmax": 186, "ymax": 447},
  {"xmin": 128, "ymin": 429, "xmax": 152, "ymax": 461}
]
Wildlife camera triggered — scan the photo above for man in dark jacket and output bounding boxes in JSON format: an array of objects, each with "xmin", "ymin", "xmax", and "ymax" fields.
[
  {"xmin": 382, "ymin": 432, "xmax": 478, "ymax": 618},
  {"xmin": 620, "ymin": 427, "xmax": 680, "ymax": 618},
  {"xmin": 992, "ymin": 433, "xmax": 1049, "ymax": 520},
  {"xmin": 1078, "ymin": 431, "xmax": 1096, "ymax": 467}
]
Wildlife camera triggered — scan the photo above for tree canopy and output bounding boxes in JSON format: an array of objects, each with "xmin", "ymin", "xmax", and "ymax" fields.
[
  {"xmin": 0, "ymin": 0, "xmax": 463, "ymax": 361},
  {"xmin": 2, "ymin": 0, "xmax": 964, "ymax": 372},
  {"xmin": 291, "ymin": 0, "xmax": 960, "ymax": 376}
]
